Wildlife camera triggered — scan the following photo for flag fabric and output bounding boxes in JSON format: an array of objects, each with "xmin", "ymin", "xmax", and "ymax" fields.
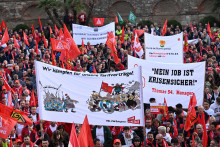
[
  {"xmin": 63, "ymin": 23, "xmax": 81, "ymax": 61},
  {"xmin": 49, "ymin": 26, "xmax": 53, "ymax": 35},
  {"xmin": 81, "ymin": 38, "xmax": 86, "ymax": 54},
  {"xmin": 50, "ymin": 38, "xmax": 68, "ymax": 52},
  {"xmin": 55, "ymin": 24, "xmax": 59, "ymax": 37},
  {"xmin": 162, "ymin": 19, "xmax": 167, "ymax": 36},
  {"xmin": 0, "ymin": 103, "xmax": 32, "ymax": 126},
  {"xmin": 119, "ymin": 26, "xmax": 125, "ymax": 44},
  {"xmin": 183, "ymin": 34, "xmax": 188, "ymax": 53},
  {"xmin": 128, "ymin": 11, "xmax": 136, "ymax": 24},
  {"xmin": 93, "ymin": 17, "xmax": 104, "ymax": 26},
  {"xmin": 164, "ymin": 98, "xmax": 169, "ymax": 120},
  {"xmin": 1, "ymin": 27, "xmax": 9, "ymax": 45},
  {"xmin": 38, "ymin": 17, "xmax": 48, "ymax": 48},
  {"xmin": 35, "ymin": 39, "xmax": 39, "ymax": 55},
  {"xmin": 134, "ymin": 33, "xmax": 143, "ymax": 58},
  {"xmin": 207, "ymin": 22, "xmax": 212, "ymax": 38},
  {"xmin": 106, "ymin": 32, "xmax": 121, "ymax": 64},
  {"xmin": 191, "ymin": 22, "xmax": 193, "ymax": 31},
  {"xmin": 7, "ymin": 91, "xmax": 13, "ymax": 108},
  {"xmin": 9, "ymin": 137, "xmax": 13, "ymax": 147},
  {"xmin": 93, "ymin": 65, "xmax": 97, "ymax": 73},
  {"xmin": 184, "ymin": 94, "xmax": 197, "ymax": 131},
  {"xmin": 68, "ymin": 122, "xmax": 80, "ymax": 147},
  {"xmin": 51, "ymin": 48, "xmax": 56, "ymax": 66},
  {"xmin": 0, "ymin": 112, "xmax": 17, "ymax": 139},
  {"xmin": 133, "ymin": 30, "xmax": 145, "ymax": 37},
  {"xmin": 201, "ymin": 112, "xmax": 208, "ymax": 147},
  {"xmin": 23, "ymin": 31, "xmax": 29, "ymax": 46},
  {"xmin": 0, "ymin": 20, "xmax": 6, "ymax": 33},
  {"xmin": 101, "ymin": 82, "xmax": 114, "ymax": 94},
  {"xmin": 117, "ymin": 12, "xmax": 123, "ymax": 24},
  {"xmin": 59, "ymin": 28, "xmax": 64, "ymax": 41},
  {"xmin": 30, "ymin": 90, "xmax": 36, "ymax": 107},
  {"xmin": 0, "ymin": 72, "xmax": 14, "ymax": 94},
  {"xmin": 32, "ymin": 24, "xmax": 35, "ymax": 39},
  {"xmin": 13, "ymin": 36, "xmax": 20, "ymax": 49},
  {"xmin": 115, "ymin": 15, "xmax": 118, "ymax": 24},
  {"xmin": 78, "ymin": 115, "xmax": 94, "ymax": 147}
]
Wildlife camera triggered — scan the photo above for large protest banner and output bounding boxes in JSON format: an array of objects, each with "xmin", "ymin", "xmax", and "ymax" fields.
[
  {"xmin": 145, "ymin": 32, "xmax": 183, "ymax": 63},
  {"xmin": 35, "ymin": 61, "xmax": 144, "ymax": 126},
  {"xmin": 72, "ymin": 22, "xmax": 115, "ymax": 45},
  {"xmin": 128, "ymin": 55, "xmax": 205, "ymax": 108}
]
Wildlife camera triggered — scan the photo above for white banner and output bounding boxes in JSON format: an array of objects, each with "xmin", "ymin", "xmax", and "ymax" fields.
[
  {"xmin": 72, "ymin": 22, "xmax": 115, "ymax": 45},
  {"xmin": 128, "ymin": 55, "xmax": 205, "ymax": 108},
  {"xmin": 35, "ymin": 61, "xmax": 144, "ymax": 126},
  {"xmin": 145, "ymin": 32, "xmax": 183, "ymax": 63}
]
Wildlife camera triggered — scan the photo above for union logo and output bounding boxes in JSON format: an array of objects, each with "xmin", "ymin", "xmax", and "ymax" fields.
[{"xmin": 159, "ymin": 40, "xmax": 166, "ymax": 47}]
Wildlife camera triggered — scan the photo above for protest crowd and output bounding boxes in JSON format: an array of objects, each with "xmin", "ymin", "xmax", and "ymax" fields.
[{"xmin": 0, "ymin": 11, "xmax": 220, "ymax": 147}]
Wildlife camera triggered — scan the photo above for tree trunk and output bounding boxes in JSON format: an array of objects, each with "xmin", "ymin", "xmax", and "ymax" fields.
[
  {"xmin": 45, "ymin": 8, "xmax": 58, "ymax": 27},
  {"xmin": 86, "ymin": 7, "xmax": 93, "ymax": 25},
  {"xmin": 53, "ymin": 8, "xmax": 63, "ymax": 27}
]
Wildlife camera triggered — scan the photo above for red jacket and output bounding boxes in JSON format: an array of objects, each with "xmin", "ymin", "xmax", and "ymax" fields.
[
  {"xmin": 21, "ymin": 126, "xmax": 37, "ymax": 142},
  {"xmin": 21, "ymin": 141, "xmax": 35, "ymax": 147}
]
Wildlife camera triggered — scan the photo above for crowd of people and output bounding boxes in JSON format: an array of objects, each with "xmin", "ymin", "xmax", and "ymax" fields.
[{"xmin": 0, "ymin": 14, "xmax": 220, "ymax": 147}]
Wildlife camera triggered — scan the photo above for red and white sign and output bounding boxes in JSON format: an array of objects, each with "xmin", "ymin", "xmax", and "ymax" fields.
[
  {"xmin": 93, "ymin": 18, "xmax": 104, "ymax": 26},
  {"xmin": 134, "ymin": 33, "xmax": 143, "ymax": 58},
  {"xmin": 150, "ymin": 103, "xmax": 166, "ymax": 114}
]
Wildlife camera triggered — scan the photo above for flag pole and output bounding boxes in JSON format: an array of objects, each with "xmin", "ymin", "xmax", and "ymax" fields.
[{"xmin": 98, "ymin": 81, "xmax": 103, "ymax": 96}]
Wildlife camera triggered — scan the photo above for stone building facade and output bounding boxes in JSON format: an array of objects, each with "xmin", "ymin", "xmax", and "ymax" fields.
[{"xmin": 0, "ymin": 0, "xmax": 218, "ymax": 28}]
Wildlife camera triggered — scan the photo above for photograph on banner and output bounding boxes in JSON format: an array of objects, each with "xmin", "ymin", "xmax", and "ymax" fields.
[
  {"xmin": 72, "ymin": 22, "xmax": 115, "ymax": 45},
  {"xmin": 128, "ymin": 55, "xmax": 205, "ymax": 108},
  {"xmin": 145, "ymin": 32, "xmax": 183, "ymax": 63},
  {"xmin": 35, "ymin": 61, "xmax": 144, "ymax": 126}
]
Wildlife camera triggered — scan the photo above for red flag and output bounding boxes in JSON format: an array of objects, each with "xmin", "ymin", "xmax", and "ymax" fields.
[
  {"xmin": 93, "ymin": 17, "xmax": 104, "ymax": 26},
  {"xmin": 106, "ymin": 32, "xmax": 121, "ymax": 64},
  {"xmin": 54, "ymin": 24, "xmax": 59, "ymax": 37},
  {"xmin": 0, "ymin": 112, "xmax": 17, "ymax": 139},
  {"xmin": 183, "ymin": 34, "xmax": 188, "ymax": 53},
  {"xmin": 30, "ymin": 90, "xmax": 36, "ymax": 107},
  {"xmin": 134, "ymin": 33, "xmax": 143, "ymax": 58},
  {"xmin": 115, "ymin": 15, "xmax": 118, "ymax": 24},
  {"xmin": 51, "ymin": 48, "xmax": 56, "ymax": 66},
  {"xmin": 0, "ymin": 20, "xmax": 6, "ymax": 33},
  {"xmin": 1, "ymin": 27, "xmax": 9, "ymax": 45},
  {"xmin": 32, "ymin": 24, "xmax": 35, "ymax": 39},
  {"xmin": 78, "ymin": 115, "xmax": 94, "ymax": 147},
  {"xmin": 68, "ymin": 122, "xmax": 80, "ymax": 147},
  {"xmin": 35, "ymin": 39, "xmax": 39, "ymax": 55},
  {"xmin": 9, "ymin": 137, "xmax": 13, "ymax": 147},
  {"xmin": 59, "ymin": 28, "xmax": 64, "ymax": 40},
  {"xmin": 162, "ymin": 19, "xmax": 167, "ymax": 36},
  {"xmin": 184, "ymin": 94, "xmax": 197, "ymax": 131},
  {"xmin": 63, "ymin": 23, "xmax": 81, "ymax": 61},
  {"xmin": 164, "ymin": 98, "xmax": 169, "ymax": 120},
  {"xmin": 13, "ymin": 35, "xmax": 20, "ymax": 49},
  {"xmin": 133, "ymin": 30, "xmax": 145, "ymax": 37},
  {"xmin": 201, "ymin": 112, "xmax": 208, "ymax": 147},
  {"xmin": 191, "ymin": 22, "xmax": 193, "ymax": 31},
  {"xmin": 0, "ymin": 72, "xmax": 14, "ymax": 94},
  {"xmin": 207, "ymin": 22, "xmax": 212, "ymax": 38},
  {"xmin": 7, "ymin": 91, "xmax": 13, "ymax": 108},
  {"xmin": 93, "ymin": 65, "xmax": 97, "ymax": 73},
  {"xmin": 50, "ymin": 38, "xmax": 68, "ymax": 52},
  {"xmin": 119, "ymin": 26, "xmax": 125, "ymax": 44},
  {"xmin": 101, "ymin": 82, "xmax": 114, "ymax": 94},
  {"xmin": 23, "ymin": 31, "xmax": 29, "ymax": 46},
  {"xmin": 38, "ymin": 17, "xmax": 48, "ymax": 48},
  {"xmin": 0, "ymin": 103, "xmax": 32, "ymax": 126},
  {"xmin": 49, "ymin": 26, "xmax": 53, "ymax": 35}
]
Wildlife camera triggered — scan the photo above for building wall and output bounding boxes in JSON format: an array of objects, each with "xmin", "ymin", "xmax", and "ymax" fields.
[{"xmin": 0, "ymin": 0, "xmax": 218, "ymax": 28}]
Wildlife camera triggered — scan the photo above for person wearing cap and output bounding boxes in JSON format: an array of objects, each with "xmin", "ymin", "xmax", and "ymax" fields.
[
  {"xmin": 15, "ymin": 137, "xmax": 23, "ymax": 147},
  {"xmin": 113, "ymin": 139, "xmax": 121, "ymax": 147}
]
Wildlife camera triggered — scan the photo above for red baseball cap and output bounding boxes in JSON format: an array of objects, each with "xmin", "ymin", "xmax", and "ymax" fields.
[
  {"xmin": 216, "ymin": 125, "xmax": 220, "ymax": 130},
  {"xmin": 114, "ymin": 139, "xmax": 121, "ymax": 144},
  {"xmin": 15, "ymin": 80, "xmax": 20, "ymax": 84},
  {"xmin": 15, "ymin": 138, "xmax": 22, "ymax": 143},
  {"xmin": 2, "ymin": 86, "xmax": 6, "ymax": 90}
]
